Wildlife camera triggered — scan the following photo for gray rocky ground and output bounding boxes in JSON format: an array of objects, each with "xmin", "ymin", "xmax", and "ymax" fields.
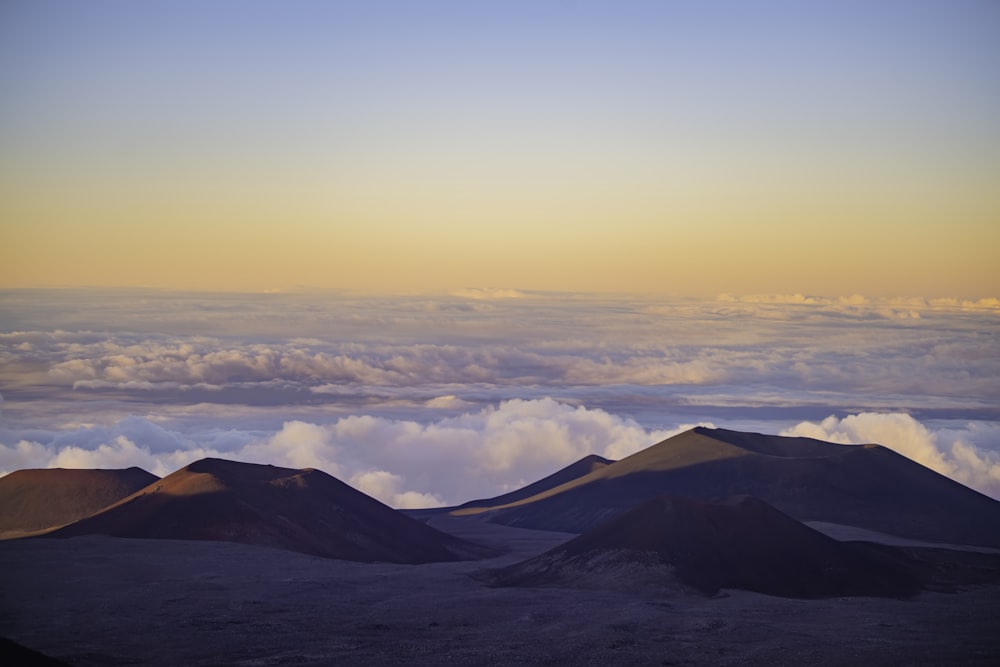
[{"xmin": 1, "ymin": 516, "xmax": 998, "ymax": 666}]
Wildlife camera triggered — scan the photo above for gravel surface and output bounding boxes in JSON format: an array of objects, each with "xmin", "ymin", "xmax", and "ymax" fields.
[{"xmin": 1, "ymin": 517, "xmax": 998, "ymax": 666}]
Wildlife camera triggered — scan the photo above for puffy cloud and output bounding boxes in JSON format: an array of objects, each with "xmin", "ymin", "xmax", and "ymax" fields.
[
  {"xmin": 51, "ymin": 436, "xmax": 159, "ymax": 471},
  {"xmin": 3, "ymin": 402, "xmax": 998, "ymax": 507},
  {"xmin": 782, "ymin": 413, "xmax": 1000, "ymax": 499},
  {"xmin": 711, "ymin": 293, "xmax": 1000, "ymax": 321},
  {"xmin": 349, "ymin": 470, "xmax": 445, "ymax": 509},
  {"xmin": 0, "ymin": 416, "xmax": 239, "ymax": 477},
  {"xmin": 718, "ymin": 293, "xmax": 825, "ymax": 305},
  {"xmin": 462, "ymin": 398, "xmax": 671, "ymax": 472},
  {"xmin": 0, "ymin": 439, "xmax": 51, "ymax": 473},
  {"xmin": 0, "ymin": 432, "xmax": 214, "ymax": 479},
  {"xmin": 239, "ymin": 420, "xmax": 344, "ymax": 476},
  {"xmin": 3, "ymin": 291, "xmax": 997, "ymax": 507},
  {"xmin": 316, "ymin": 398, "xmax": 678, "ymax": 501},
  {"xmin": 0, "ymin": 399, "xmax": 673, "ymax": 507},
  {"xmin": 13, "ymin": 333, "xmax": 752, "ymax": 392},
  {"xmin": 424, "ymin": 395, "xmax": 476, "ymax": 410},
  {"xmin": 72, "ymin": 380, "xmax": 184, "ymax": 391},
  {"xmin": 4, "ymin": 291, "xmax": 998, "ymax": 417},
  {"xmin": 928, "ymin": 297, "xmax": 1000, "ymax": 312}
]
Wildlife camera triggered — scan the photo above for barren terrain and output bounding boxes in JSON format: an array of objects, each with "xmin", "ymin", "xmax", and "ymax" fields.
[{"xmin": 2, "ymin": 516, "xmax": 998, "ymax": 666}]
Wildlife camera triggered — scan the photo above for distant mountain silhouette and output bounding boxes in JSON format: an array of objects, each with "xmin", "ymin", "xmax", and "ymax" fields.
[
  {"xmin": 461, "ymin": 453, "xmax": 614, "ymax": 509},
  {"xmin": 0, "ymin": 467, "xmax": 158, "ymax": 538},
  {"xmin": 46, "ymin": 458, "xmax": 490, "ymax": 563},
  {"xmin": 453, "ymin": 427, "xmax": 1000, "ymax": 547},
  {"xmin": 488, "ymin": 495, "xmax": 923, "ymax": 598},
  {"xmin": 405, "ymin": 453, "xmax": 614, "ymax": 521}
]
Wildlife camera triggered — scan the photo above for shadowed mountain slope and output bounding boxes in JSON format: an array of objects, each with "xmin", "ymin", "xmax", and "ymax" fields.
[
  {"xmin": 0, "ymin": 467, "xmax": 159, "ymax": 539},
  {"xmin": 454, "ymin": 427, "xmax": 1000, "ymax": 547},
  {"xmin": 488, "ymin": 495, "xmax": 924, "ymax": 598},
  {"xmin": 459, "ymin": 454, "xmax": 614, "ymax": 508},
  {"xmin": 46, "ymin": 458, "xmax": 489, "ymax": 563},
  {"xmin": 405, "ymin": 453, "xmax": 614, "ymax": 521},
  {"xmin": 458, "ymin": 454, "xmax": 613, "ymax": 511},
  {"xmin": 0, "ymin": 637, "xmax": 72, "ymax": 667}
]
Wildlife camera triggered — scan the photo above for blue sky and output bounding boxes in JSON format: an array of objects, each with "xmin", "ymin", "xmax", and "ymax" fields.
[{"xmin": 2, "ymin": 1, "xmax": 998, "ymax": 294}]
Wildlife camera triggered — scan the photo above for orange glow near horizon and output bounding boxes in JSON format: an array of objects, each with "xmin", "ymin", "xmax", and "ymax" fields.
[{"xmin": 2, "ymin": 2, "xmax": 998, "ymax": 298}]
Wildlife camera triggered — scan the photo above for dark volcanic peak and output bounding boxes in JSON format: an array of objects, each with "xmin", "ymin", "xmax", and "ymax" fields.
[
  {"xmin": 455, "ymin": 453, "xmax": 614, "ymax": 511},
  {"xmin": 182, "ymin": 457, "xmax": 300, "ymax": 479},
  {"xmin": 0, "ymin": 467, "xmax": 159, "ymax": 538},
  {"xmin": 405, "ymin": 453, "xmax": 615, "ymax": 521},
  {"xmin": 689, "ymin": 426, "xmax": 857, "ymax": 457},
  {"xmin": 454, "ymin": 427, "xmax": 1000, "ymax": 548},
  {"xmin": 489, "ymin": 494, "xmax": 923, "ymax": 599},
  {"xmin": 47, "ymin": 458, "xmax": 489, "ymax": 564}
]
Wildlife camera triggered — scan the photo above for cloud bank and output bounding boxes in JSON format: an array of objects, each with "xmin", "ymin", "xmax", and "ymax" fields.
[
  {"xmin": 4, "ymin": 290, "xmax": 997, "ymax": 413},
  {"xmin": 3, "ymin": 399, "xmax": 998, "ymax": 505},
  {"xmin": 783, "ymin": 413, "xmax": 1000, "ymax": 499},
  {"xmin": 0, "ymin": 398, "xmax": 691, "ymax": 508},
  {"xmin": 1, "ymin": 290, "xmax": 997, "ymax": 505}
]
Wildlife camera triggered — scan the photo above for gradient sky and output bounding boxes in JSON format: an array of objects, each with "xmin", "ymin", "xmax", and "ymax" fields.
[{"xmin": 2, "ymin": 1, "xmax": 998, "ymax": 296}]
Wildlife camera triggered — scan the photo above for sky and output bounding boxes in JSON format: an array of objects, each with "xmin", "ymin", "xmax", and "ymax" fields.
[
  {"xmin": 2, "ymin": 0, "xmax": 999, "ymax": 295},
  {"xmin": 2, "ymin": 290, "xmax": 998, "ymax": 506},
  {"xmin": 1, "ymin": 3, "xmax": 997, "ymax": 509}
]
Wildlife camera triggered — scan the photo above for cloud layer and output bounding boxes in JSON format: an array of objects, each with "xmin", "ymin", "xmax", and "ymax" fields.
[
  {"xmin": 3, "ymin": 399, "xmax": 998, "ymax": 506},
  {"xmin": 0, "ymin": 398, "xmax": 690, "ymax": 507},
  {"xmin": 1, "ymin": 290, "xmax": 997, "ymax": 505},
  {"xmin": 783, "ymin": 413, "xmax": 1000, "ymax": 500},
  {"xmin": 3, "ymin": 291, "xmax": 997, "ymax": 415}
]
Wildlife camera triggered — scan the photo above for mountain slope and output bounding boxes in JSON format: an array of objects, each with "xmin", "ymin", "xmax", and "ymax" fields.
[
  {"xmin": 47, "ymin": 458, "xmax": 490, "ymax": 563},
  {"xmin": 404, "ymin": 453, "xmax": 614, "ymax": 521},
  {"xmin": 488, "ymin": 495, "xmax": 923, "ymax": 598},
  {"xmin": 454, "ymin": 427, "xmax": 1000, "ymax": 547},
  {"xmin": 0, "ymin": 467, "xmax": 159, "ymax": 538},
  {"xmin": 458, "ymin": 453, "xmax": 613, "ymax": 510}
]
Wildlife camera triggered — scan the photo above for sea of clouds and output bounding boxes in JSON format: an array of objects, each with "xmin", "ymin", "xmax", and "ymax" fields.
[{"xmin": 1, "ymin": 289, "xmax": 998, "ymax": 505}]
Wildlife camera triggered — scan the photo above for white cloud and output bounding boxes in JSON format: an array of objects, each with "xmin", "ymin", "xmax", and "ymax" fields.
[
  {"xmin": 5, "ymin": 291, "xmax": 998, "ymax": 413},
  {"xmin": 711, "ymin": 293, "xmax": 1000, "ymax": 321},
  {"xmin": 313, "ymin": 398, "xmax": 675, "ymax": 501},
  {"xmin": 0, "ymin": 399, "xmax": 672, "ymax": 507},
  {"xmin": 0, "ymin": 439, "xmax": 50, "ymax": 473},
  {"xmin": 719, "ymin": 293, "xmax": 825, "ymax": 305},
  {"xmin": 424, "ymin": 395, "xmax": 476, "ymax": 410},
  {"xmin": 51, "ymin": 436, "xmax": 158, "ymax": 471},
  {"xmin": 0, "ymin": 434, "xmax": 213, "ymax": 480},
  {"xmin": 238, "ymin": 420, "xmax": 344, "ymax": 477},
  {"xmin": 349, "ymin": 470, "xmax": 446, "ymax": 509},
  {"xmin": 3, "ymin": 291, "xmax": 997, "ymax": 508},
  {"xmin": 3, "ymin": 403, "xmax": 998, "ymax": 507},
  {"xmin": 782, "ymin": 412, "xmax": 1000, "ymax": 499}
]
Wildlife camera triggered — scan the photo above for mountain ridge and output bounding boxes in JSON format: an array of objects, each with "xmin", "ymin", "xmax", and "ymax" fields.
[
  {"xmin": 44, "ymin": 458, "xmax": 491, "ymax": 563},
  {"xmin": 0, "ymin": 467, "xmax": 159, "ymax": 538},
  {"xmin": 452, "ymin": 427, "xmax": 1000, "ymax": 547},
  {"xmin": 486, "ymin": 494, "xmax": 926, "ymax": 598}
]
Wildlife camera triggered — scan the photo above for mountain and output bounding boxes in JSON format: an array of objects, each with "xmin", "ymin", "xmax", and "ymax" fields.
[
  {"xmin": 0, "ymin": 637, "xmax": 72, "ymax": 667},
  {"xmin": 487, "ymin": 495, "xmax": 923, "ymax": 598},
  {"xmin": 459, "ymin": 454, "xmax": 614, "ymax": 509},
  {"xmin": 453, "ymin": 427, "xmax": 1000, "ymax": 547},
  {"xmin": 46, "ymin": 458, "xmax": 489, "ymax": 563},
  {"xmin": 0, "ymin": 467, "xmax": 159, "ymax": 539},
  {"xmin": 405, "ymin": 453, "xmax": 614, "ymax": 521}
]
